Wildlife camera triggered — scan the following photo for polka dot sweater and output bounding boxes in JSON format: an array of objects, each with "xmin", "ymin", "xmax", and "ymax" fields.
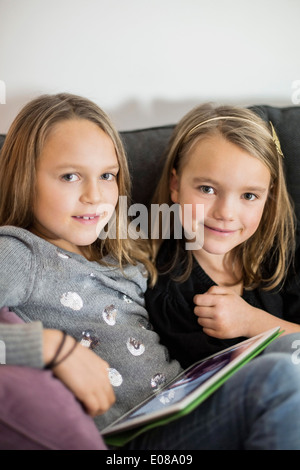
[{"xmin": 0, "ymin": 226, "xmax": 182, "ymax": 430}]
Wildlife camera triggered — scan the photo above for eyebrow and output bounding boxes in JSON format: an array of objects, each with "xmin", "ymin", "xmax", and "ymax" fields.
[
  {"xmin": 55, "ymin": 163, "xmax": 120, "ymax": 172},
  {"xmin": 192, "ymin": 177, "xmax": 268, "ymax": 194}
]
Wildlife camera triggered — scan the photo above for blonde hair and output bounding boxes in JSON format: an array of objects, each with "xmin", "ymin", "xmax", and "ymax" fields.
[
  {"xmin": 152, "ymin": 103, "xmax": 296, "ymax": 290},
  {"xmin": 0, "ymin": 93, "xmax": 155, "ymax": 280}
]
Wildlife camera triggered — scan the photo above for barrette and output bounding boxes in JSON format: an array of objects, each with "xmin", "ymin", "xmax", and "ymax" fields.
[{"xmin": 270, "ymin": 121, "xmax": 283, "ymax": 157}]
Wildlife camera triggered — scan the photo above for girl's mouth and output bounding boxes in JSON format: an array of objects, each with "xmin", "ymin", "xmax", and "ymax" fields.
[
  {"xmin": 205, "ymin": 225, "xmax": 237, "ymax": 235},
  {"xmin": 72, "ymin": 213, "xmax": 107, "ymax": 224},
  {"xmin": 74, "ymin": 215, "xmax": 98, "ymax": 220}
]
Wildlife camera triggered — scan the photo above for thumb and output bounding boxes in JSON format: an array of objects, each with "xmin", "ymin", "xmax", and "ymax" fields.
[{"xmin": 206, "ymin": 285, "xmax": 231, "ymax": 295}]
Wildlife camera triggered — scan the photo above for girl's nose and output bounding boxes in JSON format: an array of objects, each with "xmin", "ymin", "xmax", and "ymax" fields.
[
  {"xmin": 212, "ymin": 197, "xmax": 235, "ymax": 221},
  {"xmin": 80, "ymin": 181, "xmax": 102, "ymax": 205}
]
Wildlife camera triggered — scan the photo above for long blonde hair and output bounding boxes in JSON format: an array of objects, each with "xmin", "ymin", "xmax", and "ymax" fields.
[
  {"xmin": 0, "ymin": 93, "xmax": 155, "ymax": 280},
  {"xmin": 151, "ymin": 103, "xmax": 296, "ymax": 290}
]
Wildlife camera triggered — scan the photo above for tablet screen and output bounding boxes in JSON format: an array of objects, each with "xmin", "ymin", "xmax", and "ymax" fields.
[{"xmin": 112, "ymin": 337, "xmax": 256, "ymax": 425}]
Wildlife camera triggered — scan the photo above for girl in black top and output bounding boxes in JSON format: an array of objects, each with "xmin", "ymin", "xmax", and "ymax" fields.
[{"xmin": 146, "ymin": 103, "xmax": 300, "ymax": 368}]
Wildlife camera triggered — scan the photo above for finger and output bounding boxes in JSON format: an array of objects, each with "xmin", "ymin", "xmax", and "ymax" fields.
[
  {"xmin": 194, "ymin": 305, "xmax": 214, "ymax": 318},
  {"xmin": 194, "ymin": 293, "xmax": 218, "ymax": 307},
  {"xmin": 202, "ymin": 327, "xmax": 222, "ymax": 338},
  {"xmin": 196, "ymin": 316, "xmax": 216, "ymax": 329},
  {"xmin": 85, "ymin": 389, "xmax": 115, "ymax": 417}
]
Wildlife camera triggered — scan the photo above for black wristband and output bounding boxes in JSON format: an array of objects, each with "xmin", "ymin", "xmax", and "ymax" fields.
[
  {"xmin": 51, "ymin": 337, "xmax": 78, "ymax": 369},
  {"xmin": 44, "ymin": 331, "xmax": 77, "ymax": 370}
]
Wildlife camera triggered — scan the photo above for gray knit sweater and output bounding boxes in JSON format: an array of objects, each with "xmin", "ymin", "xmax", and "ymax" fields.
[
  {"xmin": 0, "ymin": 320, "xmax": 43, "ymax": 367},
  {"xmin": 0, "ymin": 226, "xmax": 182, "ymax": 430}
]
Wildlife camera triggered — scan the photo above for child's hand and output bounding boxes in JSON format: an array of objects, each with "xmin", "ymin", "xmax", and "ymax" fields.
[
  {"xmin": 193, "ymin": 285, "xmax": 253, "ymax": 339},
  {"xmin": 43, "ymin": 330, "xmax": 115, "ymax": 416}
]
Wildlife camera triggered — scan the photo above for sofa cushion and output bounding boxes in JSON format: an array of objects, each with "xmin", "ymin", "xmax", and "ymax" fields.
[{"xmin": 0, "ymin": 366, "xmax": 107, "ymax": 450}]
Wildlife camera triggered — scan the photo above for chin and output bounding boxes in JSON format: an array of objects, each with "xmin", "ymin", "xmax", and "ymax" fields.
[
  {"xmin": 202, "ymin": 244, "xmax": 232, "ymax": 256},
  {"xmin": 76, "ymin": 237, "xmax": 99, "ymax": 247}
]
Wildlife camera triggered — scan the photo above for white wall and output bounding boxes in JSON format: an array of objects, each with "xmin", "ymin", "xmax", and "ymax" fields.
[{"xmin": 0, "ymin": 0, "xmax": 299, "ymax": 133}]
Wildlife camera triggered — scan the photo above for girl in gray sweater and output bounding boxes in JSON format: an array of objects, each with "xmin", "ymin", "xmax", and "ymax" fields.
[{"xmin": 1, "ymin": 93, "xmax": 300, "ymax": 450}]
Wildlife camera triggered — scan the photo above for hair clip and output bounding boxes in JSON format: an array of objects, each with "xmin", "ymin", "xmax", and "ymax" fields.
[{"xmin": 269, "ymin": 121, "xmax": 283, "ymax": 157}]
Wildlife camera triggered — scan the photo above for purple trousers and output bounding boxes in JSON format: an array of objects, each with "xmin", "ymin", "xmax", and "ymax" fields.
[{"xmin": 0, "ymin": 307, "xmax": 107, "ymax": 450}]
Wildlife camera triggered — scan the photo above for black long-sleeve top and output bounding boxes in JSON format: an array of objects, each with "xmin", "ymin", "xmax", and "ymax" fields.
[{"xmin": 145, "ymin": 239, "xmax": 300, "ymax": 369}]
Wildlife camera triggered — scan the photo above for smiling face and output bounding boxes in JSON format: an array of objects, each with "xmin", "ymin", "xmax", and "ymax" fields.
[
  {"xmin": 32, "ymin": 118, "xmax": 119, "ymax": 255},
  {"xmin": 170, "ymin": 134, "xmax": 271, "ymax": 262}
]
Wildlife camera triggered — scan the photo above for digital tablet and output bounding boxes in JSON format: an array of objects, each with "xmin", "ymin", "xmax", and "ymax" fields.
[{"xmin": 102, "ymin": 327, "xmax": 280, "ymax": 438}]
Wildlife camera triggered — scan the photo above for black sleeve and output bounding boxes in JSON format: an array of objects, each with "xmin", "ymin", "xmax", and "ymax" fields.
[{"xmin": 280, "ymin": 244, "xmax": 300, "ymax": 324}]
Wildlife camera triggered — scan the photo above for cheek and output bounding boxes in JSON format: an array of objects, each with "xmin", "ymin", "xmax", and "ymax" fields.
[
  {"xmin": 113, "ymin": 185, "xmax": 119, "ymax": 204},
  {"xmin": 243, "ymin": 206, "xmax": 265, "ymax": 234},
  {"xmin": 108, "ymin": 185, "xmax": 119, "ymax": 212},
  {"xmin": 105, "ymin": 184, "xmax": 120, "ymax": 216},
  {"xmin": 46, "ymin": 190, "xmax": 70, "ymax": 211},
  {"xmin": 34, "ymin": 186, "xmax": 72, "ymax": 222}
]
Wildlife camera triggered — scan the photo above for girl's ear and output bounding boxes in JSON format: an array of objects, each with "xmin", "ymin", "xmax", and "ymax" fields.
[{"xmin": 170, "ymin": 169, "xmax": 179, "ymax": 203}]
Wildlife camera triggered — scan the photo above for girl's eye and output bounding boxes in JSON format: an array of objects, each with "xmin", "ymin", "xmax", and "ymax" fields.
[
  {"xmin": 243, "ymin": 192, "xmax": 257, "ymax": 201},
  {"xmin": 62, "ymin": 174, "xmax": 79, "ymax": 182},
  {"xmin": 101, "ymin": 173, "xmax": 115, "ymax": 181},
  {"xmin": 199, "ymin": 185, "xmax": 215, "ymax": 195}
]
